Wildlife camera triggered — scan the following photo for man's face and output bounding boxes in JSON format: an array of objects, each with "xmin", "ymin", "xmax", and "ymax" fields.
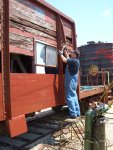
[
  {"xmin": 68, "ymin": 50, "xmax": 76, "ymax": 58},
  {"xmin": 71, "ymin": 52, "xmax": 77, "ymax": 58}
]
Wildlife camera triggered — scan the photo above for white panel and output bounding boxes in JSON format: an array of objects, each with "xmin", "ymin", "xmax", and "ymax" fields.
[
  {"xmin": 35, "ymin": 42, "xmax": 46, "ymax": 65},
  {"xmin": 36, "ymin": 66, "xmax": 45, "ymax": 74}
]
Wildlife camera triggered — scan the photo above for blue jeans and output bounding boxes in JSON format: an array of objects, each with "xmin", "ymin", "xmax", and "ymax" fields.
[
  {"xmin": 64, "ymin": 60, "xmax": 80, "ymax": 117},
  {"xmin": 65, "ymin": 84, "xmax": 80, "ymax": 117}
]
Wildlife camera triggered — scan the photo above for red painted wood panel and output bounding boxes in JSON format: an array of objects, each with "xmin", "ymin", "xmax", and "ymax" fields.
[
  {"xmin": 10, "ymin": 74, "xmax": 65, "ymax": 117},
  {"xmin": 0, "ymin": 74, "xmax": 5, "ymax": 121}
]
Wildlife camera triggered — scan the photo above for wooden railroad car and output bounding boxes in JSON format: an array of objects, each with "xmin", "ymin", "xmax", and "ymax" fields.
[
  {"xmin": 0, "ymin": 0, "xmax": 77, "ymax": 137},
  {"xmin": 0, "ymin": 0, "xmax": 107, "ymax": 137}
]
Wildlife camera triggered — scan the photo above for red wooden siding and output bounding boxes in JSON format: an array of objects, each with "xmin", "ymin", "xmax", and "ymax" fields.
[
  {"xmin": 10, "ymin": 74, "xmax": 65, "ymax": 117},
  {"xmin": 0, "ymin": 0, "xmax": 75, "ymax": 119}
]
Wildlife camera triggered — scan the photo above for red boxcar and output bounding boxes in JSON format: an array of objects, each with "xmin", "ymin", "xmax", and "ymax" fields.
[
  {"xmin": 0, "ymin": 0, "xmax": 107, "ymax": 138},
  {"xmin": 0, "ymin": 0, "xmax": 77, "ymax": 137}
]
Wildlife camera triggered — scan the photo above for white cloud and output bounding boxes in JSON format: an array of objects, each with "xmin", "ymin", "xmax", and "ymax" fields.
[{"xmin": 103, "ymin": 9, "xmax": 111, "ymax": 16}]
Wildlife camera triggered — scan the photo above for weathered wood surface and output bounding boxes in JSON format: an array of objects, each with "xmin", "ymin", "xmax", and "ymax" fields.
[
  {"xmin": 9, "ymin": 0, "xmax": 57, "ymax": 54},
  {"xmin": 10, "ymin": 0, "xmax": 56, "ymax": 31},
  {"xmin": 9, "ymin": 32, "xmax": 33, "ymax": 51},
  {"xmin": 0, "ymin": 0, "xmax": 75, "ymax": 55}
]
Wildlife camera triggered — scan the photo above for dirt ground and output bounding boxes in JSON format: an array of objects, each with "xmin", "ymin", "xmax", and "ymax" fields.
[{"xmin": 30, "ymin": 105, "xmax": 113, "ymax": 150}]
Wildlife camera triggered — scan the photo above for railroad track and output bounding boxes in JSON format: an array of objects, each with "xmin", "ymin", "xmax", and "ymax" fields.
[{"xmin": 0, "ymin": 108, "xmax": 70, "ymax": 150}]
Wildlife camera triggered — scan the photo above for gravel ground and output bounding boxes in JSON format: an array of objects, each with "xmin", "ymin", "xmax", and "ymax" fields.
[{"xmin": 30, "ymin": 105, "xmax": 113, "ymax": 150}]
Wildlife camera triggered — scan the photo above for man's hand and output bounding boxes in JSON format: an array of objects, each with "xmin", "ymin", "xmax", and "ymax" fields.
[
  {"xmin": 63, "ymin": 44, "xmax": 67, "ymax": 49},
  {"xmin": 58, "ymin": 43, "xmax": 67, "ymax": 55},
  {"xmin": 62, "ymin": 43, "xmax": 67, "ymax": 50},
  {"xmin": 58, "ymin": 49, "xmax": 63, "ymax": 55}
]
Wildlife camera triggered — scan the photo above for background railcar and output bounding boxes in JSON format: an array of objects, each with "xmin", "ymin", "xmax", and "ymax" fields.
[{"xmin": 78, "ymin": 41, "xmax": 113, "ymax": 85}]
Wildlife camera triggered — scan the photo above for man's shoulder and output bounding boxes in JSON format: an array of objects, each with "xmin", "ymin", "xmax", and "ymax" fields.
[
  {"xmin": 67, "ymin": 58, "xmax": 79, "ymax": 64},
  {"xmin": 67, "ymin": 58, "xmax": 78, "ymax": 61}
]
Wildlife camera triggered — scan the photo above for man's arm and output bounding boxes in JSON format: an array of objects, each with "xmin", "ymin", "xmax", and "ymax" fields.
[
  {"xmin": 60, "ymin": 54, "xmax": 67, "ymax": 63},
  {"xmin": 58, "ymin": 44, "xmax": 68, "ymax": 63},
  {"xmin": 64, "ymin": 49, "xmax": 69, "ymax": 58}
]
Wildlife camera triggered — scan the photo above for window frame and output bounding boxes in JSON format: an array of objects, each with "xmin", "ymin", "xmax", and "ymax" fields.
[{"xmin": 34, "ymin": 40, "xmax": 58, "ymax": 68}]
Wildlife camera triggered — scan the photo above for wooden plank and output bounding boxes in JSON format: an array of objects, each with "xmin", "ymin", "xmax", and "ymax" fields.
[
  {"xmin": 10, "ymin": 74, "xmax": 65, "ymax": 117},
  {"xmin": 9, "ymin": 45, "xmax": 33, "ymax": 56},
  {"xmin": 10, "ymin": 19, "xmax": 56, "ymax": 37},
  {"xmin": 9, "ymin": 32, "xmax": 33, "ymax": 51},
  {"xmin": 10, "ymin": 21, "xmax": 57, "ymax": 41}
]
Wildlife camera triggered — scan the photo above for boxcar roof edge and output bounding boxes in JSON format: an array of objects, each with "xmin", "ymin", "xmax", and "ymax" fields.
[{"xmin": 34, "ymin": 0, "xmax": 75, "ymax": 23}]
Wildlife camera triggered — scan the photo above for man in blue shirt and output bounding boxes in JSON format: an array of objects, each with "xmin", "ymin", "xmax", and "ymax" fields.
[{"xmin": 59, "ymin": 45, "xmax": 80, "ymax": 118}]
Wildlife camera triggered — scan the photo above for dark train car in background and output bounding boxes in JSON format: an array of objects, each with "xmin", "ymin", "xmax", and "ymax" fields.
[
  {"xmin": 78, "ymin": 41, "xmax": 113, "ymax": 85},
  {"xmin": 0, "ymin": 0, "xmax": 76, "ymax": 137}
]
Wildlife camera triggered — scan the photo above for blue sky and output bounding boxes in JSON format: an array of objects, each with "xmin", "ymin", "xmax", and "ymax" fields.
[{"xmin": 45, "ymin": 0, "xmax": 113, "ymax": 46}]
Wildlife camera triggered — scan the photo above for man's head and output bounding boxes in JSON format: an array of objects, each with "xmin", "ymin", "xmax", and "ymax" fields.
[
  {"xmin": 69, "ymin": 50, "xmax": 80, "ymax": 58},
  {"xmin": 73, "ymin": 50, "xmax": 80, "ymax": 58}
]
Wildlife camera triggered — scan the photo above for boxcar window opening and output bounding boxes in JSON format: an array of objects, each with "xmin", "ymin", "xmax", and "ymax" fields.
[
  {"xmin": 10, "ymin": 54, "xmax": 33, "ymax": 73},
  {"xmin": 35, "ymin": 42, "xmax": 58, "ymax": 74},
  {"xmin": 66, "ymin": 36, "xmax": 72, "ymax": 44}
]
